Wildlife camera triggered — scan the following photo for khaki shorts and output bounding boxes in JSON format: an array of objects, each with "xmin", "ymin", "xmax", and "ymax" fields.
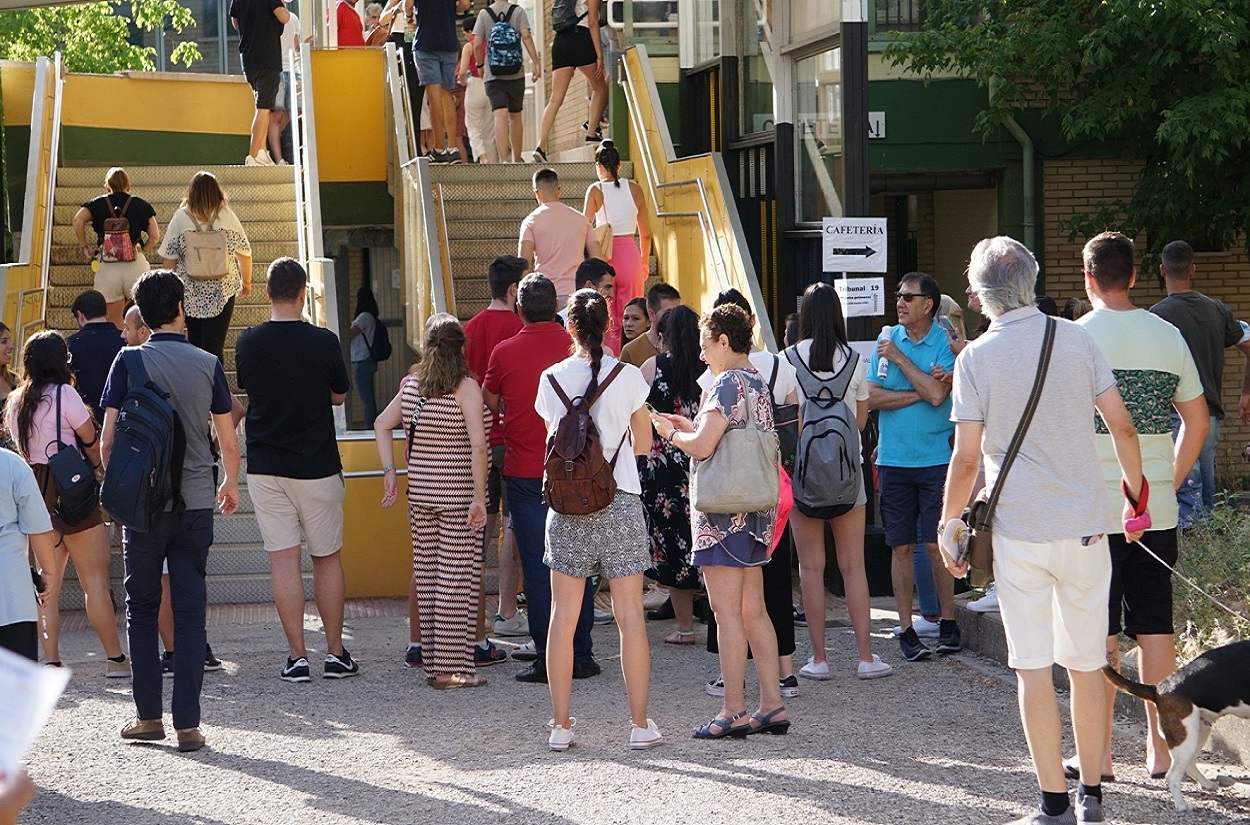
[
  {"xmin": 247, "ymin": 473, "xmax": 345, "ymax": 557},
  {"xmin": 95, "ymin": 253, "xmax": 149, "ymax": 303},
  {"xmin": 994, "ymin": 533, "xmax": 1111, "ymax": 672}
]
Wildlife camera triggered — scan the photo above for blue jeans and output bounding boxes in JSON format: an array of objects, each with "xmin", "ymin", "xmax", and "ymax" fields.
[
  {"xmin": 123, "ymin": 509, "xmax": 213, "ymax": 729},
  {"xmin": 913, "ymin": 538, "xmax": 940, "ymax": 618},
  {"xmin": 504, "ymin": 476, "xmax": 594, "ymax": 662},
  {"xmin": 353, "ymin": 359, "xmax": 378, "ymax": 429},
  {"xmin": 1173, "ymin": 413, "xmax": 1219, "ymax": 527}
]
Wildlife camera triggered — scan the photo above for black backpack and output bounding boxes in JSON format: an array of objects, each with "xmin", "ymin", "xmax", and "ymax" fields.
[
  {"xmin": 551, "ymin": 0, "xmax": 587, "ymax": 32},
  {"xmin": 100, "ymin": 350, "xmax": 186, "ymax": 532},
  {"xmin": 368, "ymin": 315, "xmax": 393, "ymax": 362},
  {"xmin": 785, "ymin": 346, "xmax": 862, "ymax": 520}
]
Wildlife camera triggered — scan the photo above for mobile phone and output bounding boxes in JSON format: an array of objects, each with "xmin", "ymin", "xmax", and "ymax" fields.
[
  {"xmin": 645, "ymin": 403, "xmax": 661, "ymax": 417},
  {"xmin": 936, "ymin": 315, "xmax": 958, "ymax": 338}
]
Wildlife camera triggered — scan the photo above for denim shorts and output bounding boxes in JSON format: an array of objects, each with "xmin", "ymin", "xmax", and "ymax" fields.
[
  {"xmin": 878, "ymin": 464, "xmax": 947, "ymax": 547},
  {"xmin": 413, "ymin": 49, "xmax": 457, "ymax": 91}
]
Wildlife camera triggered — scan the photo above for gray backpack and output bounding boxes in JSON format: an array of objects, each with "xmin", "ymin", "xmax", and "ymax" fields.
[
  {"xmin": 785, "ymin": 346, "xmax": 862, "ymax": 519},
  {"xmin": 551, "ymin": 0, "xmax": 587, "ymax": 31}
]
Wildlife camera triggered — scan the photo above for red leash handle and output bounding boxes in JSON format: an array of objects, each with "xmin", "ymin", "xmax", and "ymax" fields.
[{"xmin": 1121, "ymin": 476, "xmax": 1151, "ymax": 533}]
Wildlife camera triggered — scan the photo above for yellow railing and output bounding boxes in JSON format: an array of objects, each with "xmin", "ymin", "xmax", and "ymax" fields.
[{"xmin": 620, "ymin": 45, "xmax": 776, "ymax": 350}]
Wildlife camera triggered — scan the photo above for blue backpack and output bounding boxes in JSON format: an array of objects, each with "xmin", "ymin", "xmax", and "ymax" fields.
[
  {"xmin": 99, "ymin": 350, "xmax": 186, "ymax": 532},
  {"xmin": 367, "ymin": 315, "xmax": 392, "ymax": 362},
  {"xmin": 485, "ymin": 5, "xmax": 523, "ymax": 76}
]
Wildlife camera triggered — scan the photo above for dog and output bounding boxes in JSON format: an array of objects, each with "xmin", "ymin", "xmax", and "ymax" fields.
[{"xmin": 1103, "ymin": 639, "xmax": 1250, "ymax": 811}]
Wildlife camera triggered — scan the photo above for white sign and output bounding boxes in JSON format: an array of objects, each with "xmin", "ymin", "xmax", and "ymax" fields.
[
  {"xmin": 822, "ymin": 217, "xmax": 888, "ymax": 273},
  {"xmin": 868, "ymin": 111, "xmax": 885, "ymax": 139},
  {"xmin": 833, "ymin": 277, "xmax": 886, "ymax": 318}
]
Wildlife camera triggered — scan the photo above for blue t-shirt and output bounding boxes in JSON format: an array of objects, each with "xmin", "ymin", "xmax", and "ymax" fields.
[
  {"xmin": 0, "ymin": 450, "xmax": 53, "ymax": 627},
  {"xmin": 870, "ymin": 321, "xmax": 956, "ymax": 468},
  {"xmin": 413, "ymin": 0, "xmax": 459, "ymax": 53}
]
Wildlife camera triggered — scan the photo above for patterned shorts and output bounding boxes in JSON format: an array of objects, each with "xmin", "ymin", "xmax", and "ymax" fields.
[{"xmin": 544, "ymin": 493, "xmax": 650, "ymax": 579}]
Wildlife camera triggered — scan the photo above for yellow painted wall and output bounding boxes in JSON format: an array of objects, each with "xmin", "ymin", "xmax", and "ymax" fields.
[
  {"xmin": 0, "ymin": 64, "xmax": 35, "ymax": 126},
  {"xmin": 339, "ymin": 437, "xmax": 414, "ymax": 597},
  {"xmin": 60, "ymin": 72, "xmax": 255, "ymax": 135},
  {"xmin": 310, "ymin": 49, "xmax": 387, "ymax": 183}
]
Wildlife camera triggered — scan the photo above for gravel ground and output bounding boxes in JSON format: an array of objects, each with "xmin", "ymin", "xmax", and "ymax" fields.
[{"xmin": 22, "ymin": 598, "xmax": 1250, "ymax": 825}]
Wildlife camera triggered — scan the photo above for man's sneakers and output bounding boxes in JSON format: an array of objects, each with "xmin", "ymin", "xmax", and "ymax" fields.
[
  {"xmin": 244, "ymin": 149, "xmax": 275, "ymax": 166},
  {"xmin": 967, "ymin": 584, "xmax": 1000, "ymax": 613},
  {"xmin": 1007, "ymin": 810, "xmax": 1076, "ymax": 825},
  {"xmin": 162, "ymin": 651, "xmax": 175, "ymax": 677},
  {"xmin": 593, "ymin": 609, "xmax": 614, "ymax": 625},
  {"xmin": 105, "ymin": 655, "xmax": 131, "ymax": 679},
  {"xmin": 898, "ymin": 626, "xmax": 932, "ymax": 661},
  {"xmin": 572, "ymin": 658, "xmax": 601, "ymax": 679},
  {"xmin": 515, "ymin": 660, "xmax": 548, "ymax": 683},
  {"xmin": 792, "ymin": 604, "xmax": 808, "ymax": 627},
  {"xmin": 492, "ymin": 610, "xmax": 529, "ymax": 637},
  {"xmin": 935, "ymin": 619, "xmax": 963, "ymax": 654},
  {"xmin": 473, "ymin": 640, "xmax": 507, "ymax": 666},
  {"xmin": 204, "ymin": 645, "xmax": 223, "ymax": 671},
  {"xmin": 705, "ymin": 675, "xmax": 725, "ymax": 697},
  {"xmin": 324, "ymin": 649, "xmax": 360, "ymax": 678},
  {"xmin": 404, "ymin": 644, "xmax": 423, "ymax": 668},
  {"xmin": 642, "ymin": 586, "xmax": 669, "ymax": 610},
  {"xmin": 281, "ymin": 656, "xmax": 312, "ymax": 682},
  {"xmin": 857, "ymin": 654, "xmax": 895, "ymax": 680},
  {"xmin": 1075, "ymin": 790, "xmax": 1105, "ymax": 823},
  {"xmin": 427, "ymin": 147, "xmax": 461, "ymax": 163}
]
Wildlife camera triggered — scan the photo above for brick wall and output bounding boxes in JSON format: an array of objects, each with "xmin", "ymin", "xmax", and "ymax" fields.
[{"xmin": 1043, "ymin": 157, "xmax": 1250, "ymax": 483}]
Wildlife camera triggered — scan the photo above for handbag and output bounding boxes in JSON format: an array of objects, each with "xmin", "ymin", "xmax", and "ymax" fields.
[
  {"xmin": 45, "ymin": 385, "xmax": 100, "ymax": 527},
  {"xmin": 965, "ymin": 316, "xmax": 1056, "ymax": 588},
  {"xmin": 593, "ymin": 183, "xmax": 614, "ymax": 261},
  {"xmin": 768, "ymin": 354, "xmax": 799, "ymax": 475},
  {"xmin": 183, "ymin": 206, "xmax": 230, "ymax": 281},
  {"xmin": 690, "ymin": 370, "xmax": 780, "ymax": 514}
]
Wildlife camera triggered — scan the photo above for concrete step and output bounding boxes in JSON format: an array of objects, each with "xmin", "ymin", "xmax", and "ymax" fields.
[
  {"xmin": 52, "ymin": 222, "xmax": 299, "ymax": 247},
  {"xmin": 206, "ymin": 573, "xmax": 314, "ymax": 604},
  {"xmin": 46, "ymin": 300, "xmax": 273, "ymax": 333},
  {"xmin": 56, "ymin": 164, "xmax": 296, "ymax": 188},
  {"xmin": 46, "ymin": 262, "xmax": 284, "ymax": 292},
  {"xmin": 428, "ymin": 161, "xmax": 627, "ymax": 185},
  {"xmin": 54, "ymin": 185, "xmax": 296, "ymax": 212},
  {"xmin": 49, "ymin": 240, "xmax": 296, "ymax": 267}
]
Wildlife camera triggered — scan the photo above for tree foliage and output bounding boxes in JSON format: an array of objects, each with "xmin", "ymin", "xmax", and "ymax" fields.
[
  {"xmin": 884, "ymin": 1, "xmax": 1250, "ymax": 254},
  {"xmin": 0, "ymin": 0, "xmax": 202, "ymax": 73}
]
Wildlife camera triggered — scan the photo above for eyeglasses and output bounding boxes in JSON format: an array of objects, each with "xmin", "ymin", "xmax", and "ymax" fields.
[{"xmin": 895, "ymin": 292, "xmax": 925, "ymax": 303}]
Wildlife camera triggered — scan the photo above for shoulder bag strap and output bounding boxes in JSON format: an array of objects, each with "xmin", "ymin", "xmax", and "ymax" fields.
[
  {"xmin": 52, "ymin": 383, "xmax": 69, "ymax": 454},
  {"xmin": 405, "ymin": 395, "xmax": 428, "ymax": 463},
  {"xmin": 979, "ymin": 316, "xmax": 1057, "ymax": 528},
  {"xmin": 768, "ymin": 354, "xmax": 780, "ymax": 396},
  {"xmin": 585, "ymin": 361, "xmax": 625, "ymax": 408}
]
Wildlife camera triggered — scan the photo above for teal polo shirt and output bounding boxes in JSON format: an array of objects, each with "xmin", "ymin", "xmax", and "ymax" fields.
[{"xmin": 870, "ymin": 320, "xmax": 957, "ymax": 468}]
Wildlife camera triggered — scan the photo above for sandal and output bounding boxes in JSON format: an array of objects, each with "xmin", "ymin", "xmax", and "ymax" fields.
[
  {"xmin": 431, "ymin": 673, "xmax": 487, "ymax": 690},
  {"xmin": 664, "ymin": 630, "xmax": 697, "ymax": 645},
  {"xmin": 692, "ymin": 712, "xmax": 748, "ymax": 740},
  {"xmin": 747, "ymin": 706, "xmax": 791, "ymax": 736}
]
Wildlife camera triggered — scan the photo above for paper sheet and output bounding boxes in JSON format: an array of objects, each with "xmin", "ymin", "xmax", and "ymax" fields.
[{"xmin": 0, "ymin": 646, "xmax": 70, "ymax": 777}]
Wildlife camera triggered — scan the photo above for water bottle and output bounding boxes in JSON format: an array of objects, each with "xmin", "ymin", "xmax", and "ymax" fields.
[{"xmin": 876, "ymin": 325, "xmax": 892, "ymax": 380}]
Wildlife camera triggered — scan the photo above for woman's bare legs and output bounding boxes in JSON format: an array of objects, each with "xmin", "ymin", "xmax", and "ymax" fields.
[
  {"xmin": 536, "ymin": 66, "xmax": 576, "ymax": 155},
  {"xmin": 608, "ymin": 572, "xmax": 650, "ymax": 728},
  {"xmin": 668, "ymin": 587, "xmax": 696, "ymax": 634},
  {"xmin": 740, "ymin": 566, "xmax": 784, "ymax": 714},
  {"xmin": 578, "ymin": 63, "xmax": 609, "ymax": 137},
  {"xmin": 790, "ymin": 510, "xmax": 829, "ymax": 664},
  {"xmin": 548, "ymin": 569, "xmax": 585, "ymax": 729},
  {"xmin": 702, "ymin": 565, "xmax": 749, "ymax": 723},
  {"xmin": 68, "ymin": 525, "xmax": 123, "ymax": 659},
  {"xmin": 830, "ymin": 505, "xmax": 874, "ymax": 663}
]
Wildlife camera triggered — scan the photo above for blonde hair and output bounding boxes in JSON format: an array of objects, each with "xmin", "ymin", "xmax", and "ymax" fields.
[
  {"xmin": 106, "ymin": 167, "xmax": 130, "ymax": 193},
  {"xmin": 938, "ymin": 294, "xmax": 965, "ymax": 338},
  {"xmin": 182, "ymin": 171, "xmax": 226, "ymax": 225}
]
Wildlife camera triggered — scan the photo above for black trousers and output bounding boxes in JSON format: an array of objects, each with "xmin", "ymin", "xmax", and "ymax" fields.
[
  {"xmin": 705, "ymin": 533, "xmax": 796, "ymax": 658},
  {"xmin": 186, "ymin": 297, "xmax": 235, "ymax": 362},
  {"xmin": 0, "ymin": 621, "xmax": 39, "ymax": 661}
]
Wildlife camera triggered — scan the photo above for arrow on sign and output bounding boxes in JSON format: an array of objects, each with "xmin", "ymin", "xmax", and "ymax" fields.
[{"xmin": 829, "ymin": 246, "xmax": 877, "ymax": 258}]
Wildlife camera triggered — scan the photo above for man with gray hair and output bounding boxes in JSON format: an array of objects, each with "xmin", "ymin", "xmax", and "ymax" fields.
[
  {"xmin": 939, "ymin": 236, "xmax": 1146, "ymax": 825},
  {"xmin": 1149, "ymin": 239, "xmax": 1250, "ymax": 526}
]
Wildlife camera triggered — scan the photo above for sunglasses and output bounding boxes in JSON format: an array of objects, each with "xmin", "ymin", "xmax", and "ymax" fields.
[{"xmin": 895, "ymin": 292, "xmax": 927, "ymax": 303}]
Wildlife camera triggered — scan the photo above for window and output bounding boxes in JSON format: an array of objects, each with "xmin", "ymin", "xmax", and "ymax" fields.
[
  {"xmin": 678, "ymin": 0, "xmax": 721, "ymax": 67},
  {"xmin": 795, "ymin": 47, "xmax": 843, "ymax": 221},
  {"xmin": 740, "ymin": 0, "xmax": 775, "ymax": 135}
]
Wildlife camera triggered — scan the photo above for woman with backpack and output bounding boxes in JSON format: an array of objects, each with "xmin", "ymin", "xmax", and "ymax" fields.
[
  {"xmin": 583, "ymin": 140, "xmax": 650, "ymax": 352},
  {"xmin": 534, "ymin": 288, "xmax": 661, "ymax": 751},
  {"xmin": 71, "ymin": 167, "xmax": 160, "ymax": 328},
  {"xmin": 159, "ymin": 171, "xmax": 252, "ymax": 361},
  {"xmin": 350, "ymin": 286, "xmax": 386, "ymax": 428},
  {"xmin": 375, "ymin": 313, "xmax": 488, "ymax": 689},
  {"xmin": 651, "ymin": 304, "xmax": 789, "ymax": 739},
  {"xmin": 783, "ymin": 283, "xmax": 892, "ymax": 681},
  {"xmin": 532, "ymin": 0, "xmax": 607, "ymax": 162},
  {"xmin": 5, "ymin": 331, "xmax": 127, "ymax": 675}
]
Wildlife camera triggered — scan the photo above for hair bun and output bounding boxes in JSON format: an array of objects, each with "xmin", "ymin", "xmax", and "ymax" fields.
[{"xmin": 600, "ymin": 139, "xmax": 614, "ymax": 149}]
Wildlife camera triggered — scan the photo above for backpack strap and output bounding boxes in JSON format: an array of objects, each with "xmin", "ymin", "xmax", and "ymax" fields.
[
  {"xmin": 789, "ymin": 345, "xmax": 858, "ymax": 407},
  {"xmin": 503, "ymin": 4, "xmax": 517, "ymax": 23},
  {"xmin": 585, "ymin": 361, "xmax": 625, "ymax": 408},
  {"xmin": 122, "ymin": 348, "xmax": 187, "ymax": 517},
  {"xmin": 768, "ymin": 354, "xmax": 780, "ymax": 398},
  {"xmin": 118, "ymin": 195, "xmax": 133, "ymax": 218},
  {"xmin": 485, "ymin": 7, "xmax": 499, "ymax": 22}
]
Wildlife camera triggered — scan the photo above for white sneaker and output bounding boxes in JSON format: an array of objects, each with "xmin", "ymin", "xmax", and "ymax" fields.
[
  {"xmin": 893, "ymin": 617, "xmax": 941, "ymax": 639},
  {"xmin": 629, "ymin": 718, "xmax": 663, "ymax": 750},
  {"xmin": 548, "ymin": 718, "xmax": 575, "ymax": 751},
  {"xmin": 493, "ymin": 610, "xmax": 530, "ymax": 637},
  {"xmin": 642, "ymin": 586, "xmax": 670, "ymax": 610},
  {"xmin": 967, "ymin": 585, "xmax": 1000, "ymax": 613},
  {"xmin": 798, "ymin": 656, "xmax": 831, "ymax": 681},
  {"xmin": 593, "ymin": 609, "xmax": 614, "ymax": 625},
  {"xmin": 245, "ymin": 149, "xmax": 275, "ymax": 167},
  {"xmin": 857, "ymin": 654, "xmax": 894, "ymax": 680},
  {"xmin": 704, "ymin": 675, "xmax": 725, "ymax": 697}
]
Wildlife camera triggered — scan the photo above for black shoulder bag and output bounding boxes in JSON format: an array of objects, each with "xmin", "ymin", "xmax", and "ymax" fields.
[{"xmin": 45, "ymin": 385, "xmax": 101, "ymax": 526}]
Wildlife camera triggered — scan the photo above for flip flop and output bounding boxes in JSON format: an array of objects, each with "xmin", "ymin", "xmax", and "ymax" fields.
[
  {"xmin": 746, "ymin": 706, "xmax": 791, "ymax": 736},
  {"xmin": 664, "ymin": 630, "xmax": 697, "ymax": 645},
  {"xmin": 692, "ymin": 713, "xmax": 748, "ymax": 740},
  {"xmin": 1062, "ymin": 757, "xmax": 1114, "ymax": 783}
]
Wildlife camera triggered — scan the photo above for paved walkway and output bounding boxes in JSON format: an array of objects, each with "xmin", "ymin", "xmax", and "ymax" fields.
[{"xmin": 23, "ymin": 597, "xmax": 1250, "ymax": 824}]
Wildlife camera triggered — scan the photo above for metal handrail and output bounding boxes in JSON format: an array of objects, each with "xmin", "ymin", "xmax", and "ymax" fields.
[
  {"xmin": 40, "ymin": 52, "xmax": 64, "ymax": 298},
  {"xmin": 289, "ymin": 45, "xmax": 308, "ymax": 268},
  {"xmin": 297, "ymin": 40, "xmax": 324, "ymax": 260}
]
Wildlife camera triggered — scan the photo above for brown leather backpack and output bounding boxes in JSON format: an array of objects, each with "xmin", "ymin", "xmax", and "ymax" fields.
[{"xmin": 542, "ymin": 362, "xmax": 627, "ymax": 516}]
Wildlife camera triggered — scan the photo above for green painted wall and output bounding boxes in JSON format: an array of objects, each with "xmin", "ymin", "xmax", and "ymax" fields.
[
  {"xmin": 59, "ymin": 126, "xmax": 249, "ymax": 167},
  {"xmin": 868, "ymin": 78, "xmax": 1012, "ymax": 172},
  {"xmin": 319, "ymin": 181, "xmax": 392, "ymax": 227},
  {"xmin": 4, "ymin": 125, "xmax": 27, "ymax": 242}
]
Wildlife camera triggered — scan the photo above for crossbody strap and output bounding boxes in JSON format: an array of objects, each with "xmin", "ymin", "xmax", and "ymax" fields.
[
  {"xmin": 405, "ymin": 395, "xmax": 428, "ymax": 463},
  {"xmin": 978, "ymin": 316, "xmax": 1056, "ymax": 529}
]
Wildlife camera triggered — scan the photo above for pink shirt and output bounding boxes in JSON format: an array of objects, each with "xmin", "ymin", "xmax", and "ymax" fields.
[
  {"xmin": 519, "ymin": 202, "xmax": 591, "ymax": 296},
  {"xmin": 5, "ymin": 384, "xmax": 91, "ymax": 465}
]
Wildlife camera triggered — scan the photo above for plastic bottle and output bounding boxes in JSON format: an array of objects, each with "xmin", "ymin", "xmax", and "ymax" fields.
[{"xmin": 876, "ymin": 325, "xmax": 892, "ymax": 380}]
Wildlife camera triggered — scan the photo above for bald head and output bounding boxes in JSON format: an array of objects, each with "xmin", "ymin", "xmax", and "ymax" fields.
[{"xmin": 122, "ymin": 305, "xmax": 150, "ymax": 347}]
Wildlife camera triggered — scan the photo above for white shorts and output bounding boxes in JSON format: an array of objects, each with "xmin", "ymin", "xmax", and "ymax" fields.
[
  {"xmin": 95, "ymin": 253, "xmax": 149, "ymax": 303},
  {"xmin": 247, "ymin": 473, "xmax": 346, "ymax": 557},
  {"xmin": 994, "ymin": 533, "xmax": 1111, "ymax": 672}
]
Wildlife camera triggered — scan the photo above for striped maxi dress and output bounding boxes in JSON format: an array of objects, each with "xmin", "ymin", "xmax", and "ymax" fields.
[{"xmin": 401, "ymin": 380, "xmax": 487, "ymax": 678}]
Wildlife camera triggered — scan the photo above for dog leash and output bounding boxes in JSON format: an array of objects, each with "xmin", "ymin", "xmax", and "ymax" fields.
[{"xmin": 1132, "ymin": 538, "xmax": 1250, "ymax": 626}]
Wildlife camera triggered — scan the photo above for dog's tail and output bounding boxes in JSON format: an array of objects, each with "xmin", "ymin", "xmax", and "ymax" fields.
[{"xmin": 1102, "ymin": 665, "xmax": 1159, "ymax": 704}]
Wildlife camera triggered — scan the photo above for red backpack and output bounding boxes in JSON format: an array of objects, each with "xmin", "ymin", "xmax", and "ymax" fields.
[
  {"xmin": 542, "ymin": 362, "xmax": 627, "ymax": 516},
  {"xmin": 100, "ymin": 196, "xmax": 136, "ymax": 263}
]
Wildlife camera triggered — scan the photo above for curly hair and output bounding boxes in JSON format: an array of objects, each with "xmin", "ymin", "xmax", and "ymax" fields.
[
  {"xmin": 11, "ymin": 330, "xmax": 77, "ymax": 461},
  {"xmin": 566, "ymin": 288, "xmax": 610, "ymax": 396},
  {"xmin": 701, "ymin": 304, "xmax": 752, "ymax": 354},
  {"xmin": 413, "ymin": 313, "xmax": 469, "ymax": 397}
]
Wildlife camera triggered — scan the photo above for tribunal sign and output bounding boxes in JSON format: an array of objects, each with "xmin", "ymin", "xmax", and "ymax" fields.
[
  {"xmin": 833, "ymin": 277, "xmax": 886, "ymax": 318},
  {"xmin": 822, "ymin": 217, "xmax": 888, "ymax": 273}
]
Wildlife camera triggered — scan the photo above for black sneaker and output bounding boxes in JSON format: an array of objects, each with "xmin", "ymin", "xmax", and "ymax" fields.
[
  {"xmin": 515, "ymin": 660, "xmax": 548, "ymax": 683},
  {"xmin": 324, "ymin": 649, "xmax": 360, "ymax": 679},
  {"xmin": 162, "ymin": 651, "xmax": 174, "ymax": 678},
  {"xmin": 898, "ymin": 627, "xmax": 932, "ymax": 662},
  {"xmin": 204, "ymin": 644, "xmax": 222, "ymax": 671},
  {"xmin": 572, "ymin": 658, "xmax": 602, "ymax": 679},
  {"xmin": 473, "ymin": 640, "xmax": 507, "ymax": 666},
  {"xmin": 646, "ymin": 598, "xmax": 675, "ymax": 621},
  {"xmin": 793, "ymin": 604, "xmax": 808, "ymax": 627},
  {"xmin": 281, "ymin": 656, "xmax": 311, "ymax": 682},
  {"xmin": 404, "ymin": 644, "xmax": 423, "ymax": 668},
  {"xmin": 936, "ymin": 619, "xmax": 963, "ymax": 654},
  {"xmin": 779, "ymin": 674, "xmax": 800, "ymax": 698}
]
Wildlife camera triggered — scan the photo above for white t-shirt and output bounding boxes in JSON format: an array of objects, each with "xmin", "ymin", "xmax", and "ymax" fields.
[
  {"xmin": 282, "ymin": 12, "xmax": 301, "ymax": 71},
  {"xmin": 697, "ymin": 349, "xmax": 797, "ymax": 405},
  {"xmin": 784, "ymin": 339, "xmax": 870, "ymax": 416},
  {"xmin": 535, "ymin": 354, "xmax": 649, "ymax": 495},
  {"xmin": 351, "ymin": 312, "xmax": 377, "ymax": 362},
  {"xmin": 591, "ymin": 180, "xmax": 638, "ymax": 237}
]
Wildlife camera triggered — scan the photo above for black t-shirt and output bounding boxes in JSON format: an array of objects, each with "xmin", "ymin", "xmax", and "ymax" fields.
[
  {"xmin": 235, "ymin": 320, "xmax": 351, "ymax": 479},
  {"xmin": 67, "ymin": 321, "xmax": 124, "ymax": 425},
  {"xmin": 230, "ymin": 0, "xmax": 284, "ymax": 73},
  {"xmin": 83, "ymin": 193, "xmax": 158, "ymax": 247},
  {"xmin": 414, "ymin": 0, "xmax": 459, "ymax": 52}
]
